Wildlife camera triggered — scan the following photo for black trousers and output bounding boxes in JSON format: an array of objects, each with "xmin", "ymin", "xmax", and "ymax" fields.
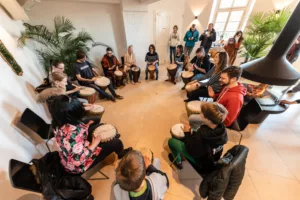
[{"xmin": 187, "ymin": 86, "xmax": 209, "ymax": 101}]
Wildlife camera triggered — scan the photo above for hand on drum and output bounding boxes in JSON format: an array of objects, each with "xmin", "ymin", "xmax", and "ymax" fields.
[
  {"xmin": 83, "ymin": 103, "xmax": 94, "ymax": 111},
  {"xmin": 144, "ymin": 155, "xmax": 152, "ymax": 169},
  {"xmin": 93, "ymin": 135, "xmax": 102, "ymax": 144},
  {"xmin": 183, "ymin": 124, "xmax": 191, "ymax": 133},
  {"xmin": 208, "ymin": 86, "xmax": 215, "ymax": 97},
  {"xmin": 86, "ymin": 120, "xmax": 95, "ymax": 127},
  {"xmin": 91, "ymin": 77, "xmax": 97, "ymax": 82}
]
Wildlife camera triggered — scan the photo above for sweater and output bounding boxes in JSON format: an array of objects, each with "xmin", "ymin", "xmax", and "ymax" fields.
[
  {"xmin": 184, "ymin": 28, "xmax": 199, "ymax": 47},
  {"xmin": 124, "ymin": 52, "xmax": 136, "ymax": 67},
  {"xmin": 145, "ymin": 52, "xmax": 159, "ymax": 64},
  {"xmin": 184, "ymin": 124, "xmax": 228, "ymax": 173},
  {"xmin": 169, "ymin": 32, "xmax": 180, "ymax": 47},
  {"xmin": 214, "ymin": 83, "xmax": 247, "ymax": 127},
  {"xmin": 196, "ymin": 66, "xmax": 223, "ymax": 93},
  {"xmin": 101, "ymin": 55, "xmax": 121, "ymax": 72}
]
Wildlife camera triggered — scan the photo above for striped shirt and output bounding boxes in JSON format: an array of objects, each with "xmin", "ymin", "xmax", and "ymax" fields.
[{"xmin": 197, "ymin": 66, "xmax": 223, "ymax": 93}]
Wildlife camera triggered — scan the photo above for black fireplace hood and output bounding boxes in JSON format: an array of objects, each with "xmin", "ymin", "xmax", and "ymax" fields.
[{"xmin": 241, "ymin": 2, "xmax": 300, "ymax": 86}]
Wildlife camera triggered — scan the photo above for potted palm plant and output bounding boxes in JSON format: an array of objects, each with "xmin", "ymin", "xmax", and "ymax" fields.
[
  {"xmin": 241, "ymin": 8, "xmax": 291, "ymax": 62},
  {"xmin": 18, "ymin": 16, "xmax": 111, "ymax": 77}
]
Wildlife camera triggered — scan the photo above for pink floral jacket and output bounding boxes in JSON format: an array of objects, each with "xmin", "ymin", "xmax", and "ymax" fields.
[{"xmin": 54, "ymin": 123, "xmax": 101, "ymax": 174}]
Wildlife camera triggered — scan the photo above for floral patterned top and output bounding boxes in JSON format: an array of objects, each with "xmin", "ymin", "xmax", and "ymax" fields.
[{"xmin": 54, "ymin": 123, "xmax": 101, "ymax": 174}]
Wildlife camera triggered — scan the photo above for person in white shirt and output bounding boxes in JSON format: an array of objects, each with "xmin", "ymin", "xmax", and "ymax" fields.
[
  {"xmin": 169, "ymin": 25, "xmax": 180, "ymax": 64},
  {"xmin": 124, "ymin": 45, "xmax": 140, "ymax": 85}
]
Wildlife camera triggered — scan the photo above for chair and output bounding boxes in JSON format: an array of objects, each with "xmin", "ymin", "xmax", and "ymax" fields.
[
  {"xmin": 9, "ymin": 159, "xmax": 42, "ymax": 193},
  {"xmin": 121, "ymin": 56, "xmax": 124, "ymax": 66},
  {"xmin": 20, "ymin": 108, "xmax": 53, "ymax": 151}
]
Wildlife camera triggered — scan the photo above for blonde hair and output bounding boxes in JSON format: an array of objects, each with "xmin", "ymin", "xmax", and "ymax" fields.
[
  {"xmin": 201, "ymin": 102, "xmax": 228, "ymax": 124},
  {"xmin": 51, "ymin": 72, "xmax": 67, "ymax": 82}
]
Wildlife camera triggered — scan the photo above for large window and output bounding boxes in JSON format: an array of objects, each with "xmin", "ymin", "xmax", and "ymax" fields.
[{"xmin": 213, "ymin": 0, "xmax": 255, "ymax": 40}]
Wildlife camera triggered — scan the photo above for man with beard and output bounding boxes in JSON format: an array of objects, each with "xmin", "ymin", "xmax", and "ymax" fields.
[{"xmin": 189, "ymin": 66, "xmax": 247, "ymax": 129}]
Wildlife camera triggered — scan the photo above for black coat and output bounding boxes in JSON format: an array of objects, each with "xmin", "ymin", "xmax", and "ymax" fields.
[
  {"xmin": 199, "ymin": 28, "xmax": 217, "ymax": 51},
  {"xmin": 200, "ymin": 145, "xmax": 249, "ymax": 200},
  {"xmin": 184, "ymin": 124, "xmax": 228, "ymax": 173}
]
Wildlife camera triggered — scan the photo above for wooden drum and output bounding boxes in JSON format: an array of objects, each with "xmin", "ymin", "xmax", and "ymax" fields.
[
  {"xmin": 87, "ymin": 105, "xmax": 105, "ymax": 122},
  {"xmin": 186, "ymin": 100, "xmax": 203, "ymax": 117},
  {"xmin": 132, "ymin": 66, "xmax": 140, "ymax": 83},
  {"xmin": 95, "ymin": 77, "xmax": 110, "ymax": 99},
  {"xmin": 93, "ymin": 124, "xmax": 117, "ymax": 143},
  {"xmin": 79, "ymin": 87, "xmax": 96, "ymax": 104},
  {"xmin": 181, "ymin": 71, "xmax": 194, "ymax": 85},
  {"xmin": 114, "ymin": 71, "xmax": 123, "ymax": 87},
  {"xmin": 167, "ymin": 64, "xmax": 178, "ymax": 82},
  {"xmin": 148, "ymin": 65, "xmax": 156, "ymax": 80}
]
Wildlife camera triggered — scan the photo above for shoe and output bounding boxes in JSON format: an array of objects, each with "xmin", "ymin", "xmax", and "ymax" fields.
[
  {"xmin": 168, "ymin": 153, "xmax": 183, "ymax": 170},
  {"xmin": 156, "ymin": 77, "xmax": 159, "ymax": 81},
  {"xmin": 109, "ymin": 96, "xmax": 116, "ymax": 102},
  {"xmin": 145, "ymin": 77, "xmax": 148, "ymax": 80},
  {"xmin": 165, "ymin": 79, "xmax": 169, "ymax": 82},
  {"xmin": 184, "ymin": 99, "xmax": 190, "ymax": 103},
  {"xmin": 181, "ymin": 86, "xmax": 185, "ymax": 90},
  {"xmin": 114, "ymin": 94, "xmax": 124, "ymax": 99},
  {"xmin": 118, "ymin": 147, "xmax": 133, "ymax": 159},
  {"xmin": 174, "ymin": 82, "xmax": 176, "ymax": 85}
]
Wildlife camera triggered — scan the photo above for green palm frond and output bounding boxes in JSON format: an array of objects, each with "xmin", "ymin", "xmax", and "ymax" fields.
[{"xmin": 54, "ymin": 16, "xmax": 75, "ymax": 36}]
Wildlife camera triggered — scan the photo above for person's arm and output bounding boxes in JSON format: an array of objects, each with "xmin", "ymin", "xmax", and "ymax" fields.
[
  {"xmin": 145, "ymin": 54, "xmax": 151, "ymax": 64},
  {"xmin": 194, "ymin": 65, "xmax": 206, "ymax": 73},
  {"xmin": 65, "ymin": 86, "xmax": 82, "ymax": 95},
  {"xmin": 200, "ymin": 56, "xmax": 211, "ymax": 74},
  {"xmin": 223, "ymin": 98, "xmax": 243, "ymax": 127},
  {"xmin": 124, "ymin": 54, "xmax": 130, "ymax": 66},
  {"xmin": 76, "ymin": 74, "xmax": 96, "ymax": 82},
  {"xmin": 280, "ymin": 99, "xmax": 300, "ymax": 105},
  {"xmin": 208, "ymin": 31, "xmax": 216, "ymax": 42},
  {"xmin": 197, "ymin": 67, "xmax": 215, "ymax": 82},
  {"xmin": 235, "ymin": 39, "xmax": 243, "ymax": 49},
  {"xmin": 190, "ymin": 56, "xmax": 196, "ymax": 64},
  {"xmin": 208, "ymin": 86, "xmax": 216, "ymax": 98}
]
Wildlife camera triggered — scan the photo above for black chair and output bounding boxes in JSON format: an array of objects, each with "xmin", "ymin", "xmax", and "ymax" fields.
[
  {"xmin": 20, "ymin": 108, "xmax": 53, "ymax": 151},
  {"xmin": 121, "ymin": 56, "xmax": 125, "ymax": 66},
  {"xmin": 9, "ymin": 159, "xmax": 42, "ymax": 193}
]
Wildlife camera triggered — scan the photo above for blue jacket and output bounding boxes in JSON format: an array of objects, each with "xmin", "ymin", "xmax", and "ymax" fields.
[{"xmin": 184, "ymin": 28, "xmax": 199, "ymax": 47}]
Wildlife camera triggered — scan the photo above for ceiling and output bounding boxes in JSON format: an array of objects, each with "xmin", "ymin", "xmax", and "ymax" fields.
[{"xmin": 42, "ymin": 0, "xmax": 120, "ymax": 4}]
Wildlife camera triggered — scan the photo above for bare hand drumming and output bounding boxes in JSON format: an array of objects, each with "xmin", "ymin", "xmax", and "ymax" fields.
[
  {"xmin": 208, "ymin": 86, "xmax": 215, "ymax": 97},
  {"xmin": 144, "ymin": 155, "xmax": 152, "ymax": 169},
  {"xmin": 183, "ymin": 124, "xmax": 191, "ymax": 132}
]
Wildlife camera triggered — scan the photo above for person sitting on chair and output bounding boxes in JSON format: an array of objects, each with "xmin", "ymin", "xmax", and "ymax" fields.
[
  {"xmin": 189, "ymin": 66, "xmax": 247, "ymax": 129},
  {"xmin": 48, "ymin": 95, "xmax": 132, "ymax": 174},
  {"xmin": 74, "ymin": 50, "xmax": 123, "ymax": 102},
  {"xmin": 102, "ymin": 47, "xmax": 127, "ymax": 87},
  {"xmin": 114, "ymin": 150, "xmax": 169, "ymax": 200},
  {"xmin": 184, "ymin": 51, "xmax": 228, "ymax": 102},
  {"xmin": 168, "ymin": 102, "xmax": 228, "ymax": 171},
  {"xmin": 145, "ymin": 44, "xmax": 159, "ymax": 80},
  {"xmin": 124, "ymin": 45, "xmax": 140, "ymax": 85},
  {"xmin": 190, "ymin": 47, "xmax": 211, "ymax": 81},
  {"xmin": 165, "ymin": 45, "xmax": 185, "ymax": 84}
]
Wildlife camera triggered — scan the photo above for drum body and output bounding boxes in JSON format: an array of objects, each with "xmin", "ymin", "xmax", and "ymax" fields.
[
  {"xmin": 93, "ymin": 124, "xmax": 117, "ymax": 143},
  {"xmin": 186, "ymin": 82, "xmax": 200, "ymax": 93},
  {"xmin": 170, "ymin": 123, "xmax": 185, "ymax": 140},
  {"xmin": 79, "ymin": 87, "xmax": 96, "ymax": 104},
  {"xmin": 167, "ymin": 64, "xmax": 178, "ymax": 82},
  {"xmin": 139, "ymin": 147, "xmax": 154, "ymax": 164},
  {"xmin": 148, "ymin": 65, "xmax": 156, "ymax": 80},
  {"xmin": 114, "ymin": 71, "xmax": 123, "ymax": 87},
  {"xmin": 132, "ymin": 66, "xmax": 140, "ymax": 83},
  {"xmin": 88, "ymin": 105, "xmax": 105, "ymax": 122},
  {"xmin": 95, "ymin": 77, "xmax": 110, "ymax": 98},
  {"xmin": 181, "ymin": 71, "xmax": 194, "ymax": 85},
  {"xmin": 186, "ymin": 100, "xmax": 203, "ymax": 117}
]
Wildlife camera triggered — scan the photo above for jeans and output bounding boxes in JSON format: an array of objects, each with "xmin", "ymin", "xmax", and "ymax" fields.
[
  {"xmin": 184, "ymin": 46, "xmax": 194, "ymax": 56},
  {"xmin": 145, "ymin": 63, "xmax": 159, "ymax": 80},
  {"xmin": 189, "ymin": 114, "xmax": 204, "ymax": 130},
  {"xmin": 86, "ymin": 83, "xmax": 116, "ymax": 99},
  {"xmin": 168, "ymin": 138, "xmax": 196, "ymax": 164},
  {"xmin": 191, "ymin": 73, "xmax": 205, "ymax": 81},
  {"xmin": 187, "ymin": 86, "xmax": 209, "ymax": 101},
  {"xmin": 170, "ymin": 46, "xmax": 176, "ymax": 63}
]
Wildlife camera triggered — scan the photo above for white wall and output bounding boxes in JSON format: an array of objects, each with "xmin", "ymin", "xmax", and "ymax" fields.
[
  {"xmin": 27, "ymin": 1, "xmax": 127, "ymax": 73},
  {"xmin": 0, "ymin": 7, "xmax": 48, "ymax": 180}
]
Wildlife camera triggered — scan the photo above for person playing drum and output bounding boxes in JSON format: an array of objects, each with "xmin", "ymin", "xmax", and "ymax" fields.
[
  {"xmin": 165, "ymin": 45, "xmax": 185, "ymax": 84},
  {"xmin": 168, "ymin": 102, "xmax": 228, "ymax": 171},
  {"xmin": 145, "ymin": 44, "xmax": 159, "ymax": 80},
  {"xmin": 48, "ymin": 95, "xmax": 132, "ymax": 175},
  {"xmin": 74, "ymin": 51, "xmax": 123, "ymax": 102},
  {"xmin": 190, "ymin": 47, "xmax": 211, "ymax": 81},
  {"xmin": 124, "ymin": 45, "xmax": 140, "ymax": 85},
  {"xmin": 102, "ymin": 47, "xmax": 127, "ymax": 87}
]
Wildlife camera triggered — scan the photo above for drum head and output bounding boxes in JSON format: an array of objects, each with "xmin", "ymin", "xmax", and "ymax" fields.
[
  {"xmin": 171, "ymin": 123, "xmax": 185, "ymax": 138},
  {"xmin": 95, "ymin": 77, "xmax": 110, "ymax": 87},
  {"xmin": 132, "ymin": 66, "xmax": 140, "ymax": 72},
  {"xmin": 92, "ymin": 105, "xmax": 104, "ymax": 113},
  {"xmin": 148, "ymin": 65, "xmax": 155, "ymax": 71},
  {"xmin": 93, "ymin": 124, "xmax": 116, "ymax": 140},
  {"xmin": 79, "ymin": 87, "xmax": 96, "ymax": 96},
  {"xmin": 138, "ymin": 147, "xmax": 153, "ymax": 163},
  {"xmin": 167, "ymin": 64, "xmax": 177, "ymax": 70},
  {"xmin": 187, "ymin": 101, "xmax": 202, "ymax": 112},
  {"xmin": 114, "ymin": 71, "xmax": 123, "ymax": 76},
  {"xmin": 182, "ymin": 71, "xmax": 194, "ymax": 78}
]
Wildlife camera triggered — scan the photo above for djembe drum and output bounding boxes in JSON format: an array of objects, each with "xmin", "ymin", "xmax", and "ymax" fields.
[
  {"xmin": 181, "ymin": 71, "xmax": 194, "ymax": 85},
  {"xmin": 170, "ymin": 123, "xmax": 185, "ymax": 140},
  {"xmin": 95, "ymin": 77, "xmax": 110, "ymax": 99},
  {"xmin": 114, "ymin": 71, "xmax": 123, "ymax": 87},
  {"xmin": 167, "ymin": 64, "xmax": 178, "ymax": 82},
  {"xmin": 87, "ymin": 105, "xmax": 105, "ymax": 122},
  {"xmin": 186, "ymin": 82, "xmax": 201, "ymax": 93},
  {"xmin": 132, "ymin": 66, "xmax": 140, "ymax": 83},
  {"xmin": 93, "ymin": 124, "xmax": 117, "ymax": 143},
  {"xmin": 79, "ymin": 87, "xmax": 96, "ymax": 104},
  {"xmin": 139, "ymin": 147, "xmax": 154, "ymax": 164},
  {"xmin": 148, "ymin": 65, "xmax": 156, "ymax": 80},
  {"xmin": 186, "ymin": 100, "xmax": 203, "ymax": 117}
]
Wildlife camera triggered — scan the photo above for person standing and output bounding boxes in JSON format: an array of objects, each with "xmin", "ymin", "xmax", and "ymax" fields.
[
  {"xmin": 145, "ymin": 44, "xmax": 159, "ymax": 80},
  {"xmin": 169, "ymin": 25, "xmax": 180, "ymax": 64},
  {"xmin": 225, "ymin": 31, "xmax": 244, "ymax": 65},
  {"xmin": 124, "ymin": 45, "xmax": 140, "ymax": 85},
  {"xmin": 183, "ymin": 24, "xmax": 199, "ymax": 56},
  {"xmin": 199, "ymin": 23, "xmax": 216, "ymax": 54}
]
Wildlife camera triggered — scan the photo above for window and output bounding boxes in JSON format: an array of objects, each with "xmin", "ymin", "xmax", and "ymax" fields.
[{"xmin": 212, "ymin": 0, "xmax": 255, "ymax": 40}]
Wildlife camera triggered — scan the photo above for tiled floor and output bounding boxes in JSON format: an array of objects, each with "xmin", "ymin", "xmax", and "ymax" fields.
[{"xmin": 2, "ymin": 64, "xmax": 300, "ymax": 200}]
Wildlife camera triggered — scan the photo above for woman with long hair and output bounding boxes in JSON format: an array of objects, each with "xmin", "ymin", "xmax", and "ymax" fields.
[
  {"xmin": 184, "ymin": 51, "xmax": 229, "ymax": 102},
  {"xmin": 166, "ymin": 45, "xmax": 185, "ymax": 84},
  {"xmin": 145, "ymin": 44, "xmax": 159, "ymax": 80},
  {"xmin": 225, "ymin": 31, "xmax": 244, "ymax": 65},
  {"xmin": 49, "ymin": 96, "xmax": 132, "ymax": 174}
]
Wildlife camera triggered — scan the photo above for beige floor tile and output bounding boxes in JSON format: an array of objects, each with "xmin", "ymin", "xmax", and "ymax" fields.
[
  {"xmin": 249, "ymin": 169, "xmax": 300, "ymax": 200},
  {"xmin": 164, "ymin": 192, "xmax": 189, "ymax": 200},
  {"xmin": 0, "ymin": 181, "xmax": 41, "ymax": 200},
  {"xmin": 234, "ymin": 174, "xmax": 260, "ymax": 200}
]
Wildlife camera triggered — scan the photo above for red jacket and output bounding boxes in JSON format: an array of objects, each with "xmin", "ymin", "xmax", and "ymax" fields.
[{"xmin": 214, "ymin": 82, "xmax": 247, "ymax": 127}]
